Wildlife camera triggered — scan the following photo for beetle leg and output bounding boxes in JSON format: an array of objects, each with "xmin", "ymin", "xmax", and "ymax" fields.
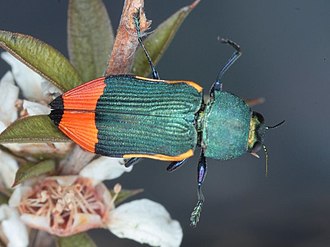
[
  {"xmin": 210, "ymin": 38, "xmax": 242, "ymax": 95},
  {"xmin": 133, "ymin": 10, "xmax": 160, "ymax": 80},
  {"xmin": 190, "ymin": 149, "xmax": 207, "ymax": 227},
  {"xmin": 125, "ymin": 158, "xmax": 141, "ymax": 167},
  {"xmin": 166, "ymin": 159, "xmax": 187, "ymax": 172}
]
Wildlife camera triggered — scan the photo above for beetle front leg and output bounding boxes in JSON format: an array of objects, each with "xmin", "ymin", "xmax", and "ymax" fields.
[
  {"xmin": 210, "ymin": 38, "xmax": 241, "ymax": 96},
  {"xmin": 133, "ymin": 9, "xmax": 160, "ymax": 80},
  {"xmin": 190, "ymin": 149, "xmax": 207, "ymax": 227}
]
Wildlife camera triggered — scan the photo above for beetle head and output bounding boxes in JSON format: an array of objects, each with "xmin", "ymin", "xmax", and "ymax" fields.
[
  {"xmin": 247, "ymin": 111, "xmax": 266, "ymax": 155},
  {"xmin": 248, "ymin": 112, "xmax": 285, "ymax": 175}
]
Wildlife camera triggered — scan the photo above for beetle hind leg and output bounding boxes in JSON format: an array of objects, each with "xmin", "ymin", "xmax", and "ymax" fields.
[{"xmin": 190, "ymin": 149, "xmax": 207, "ymax": 227}]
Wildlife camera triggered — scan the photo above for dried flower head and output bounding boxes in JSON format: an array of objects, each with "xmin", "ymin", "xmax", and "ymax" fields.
[{"xmin": 19, "ymin": 176, "xmax": 111, "ymax": 236}]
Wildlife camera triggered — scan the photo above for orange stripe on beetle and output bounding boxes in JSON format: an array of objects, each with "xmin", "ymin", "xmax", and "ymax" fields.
[
  {"xmin": 62, "ymin": 77, "xmax": 106, "ymax": 111},
  {"xmin": 134, "ymin": 76, "xmax": 203, "ymax": 93},
  {"xmin": 123, "ymin": 149, "xmax": 194, "ymax": 161},
  {"xmin": 58, "ymin": 111, "xmax": 98, "ymax": 153},
  {"xmin": 49, "ymin": 77, "xmax": 107, "ymax": 153}
]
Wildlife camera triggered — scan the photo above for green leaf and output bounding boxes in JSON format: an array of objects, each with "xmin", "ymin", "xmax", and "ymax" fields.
[
  {"xmin": 68, "ymin": 0, "xmax": 114, "ymax": 81},
  {"xmin": 110, "ymin": 188, "xmax": 143, "ymax": 206},
  {"xmin": 57, "ymin": 233, "xmax": 96, "ymax": 247},
  {"xmin": 0, "ymin": 30, "xmax": 82, "ymax": 92},
  {"xmin": 131, "ymin": 0, "xmax": 200, "ymax": 76},
  {"xmin": 0, "ymin": 115, "xmax": 69, "ymax": 143},
  {"xmin": 13, "ymin": 159, "xmax": 56, "ymax": 186}
]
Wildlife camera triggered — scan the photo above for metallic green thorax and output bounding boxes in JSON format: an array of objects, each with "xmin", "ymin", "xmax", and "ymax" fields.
[
  {"xmin": 201, "ymin": 90, "xmax": 251, "ymax": 160},
  {"xmin": 95, "ymin": 76, "xmax": 203, "ymax": 157}
]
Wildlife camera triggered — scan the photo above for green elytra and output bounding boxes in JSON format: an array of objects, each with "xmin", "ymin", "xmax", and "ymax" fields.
[
  {"xmin": 130, "ymin": 14, "xmax": 270, "ymax": 227},
  {"xmin": 94, "ymin": 75, "xmax": 202, "ymax": 157}
]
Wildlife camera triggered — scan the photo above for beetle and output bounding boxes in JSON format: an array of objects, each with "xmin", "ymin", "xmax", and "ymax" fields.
[{"xmin": 49, "ymin": 15, "xmax": 284, "ymax": 226}]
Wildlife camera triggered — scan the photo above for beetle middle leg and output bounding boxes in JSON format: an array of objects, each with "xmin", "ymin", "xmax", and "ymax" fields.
[
  {"xmin": 167, "ymin": 159, "xmax": 187, "ymax": 172},
  {"xmin": 190, "ymin": 149, "xmax": 207, "ymax": 227},
  {"xmin": 125, "ymin": 157, "xmax": 142, "ymax": 167},
  {"xmin": 133, "ymin": 9, "xmax": 160, "ymax": 80}
]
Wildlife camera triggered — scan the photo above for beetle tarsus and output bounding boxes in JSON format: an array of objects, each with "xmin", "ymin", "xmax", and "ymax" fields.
[
  {"xmin": 167, "ymin": 159, "xmax": 187, "ymax": 172},
  {"xmin": 220, "ymin": 38, "xmax": 241, "ymax": 53},
  {"xmin": 190, "ymin": 199, "xmax": 203, "ymax": 227}
]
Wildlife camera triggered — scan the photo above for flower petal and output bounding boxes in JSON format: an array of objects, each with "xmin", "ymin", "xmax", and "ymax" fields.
[
  {"xmin": 108, "ymin": 199, "xmax": 183, "ymax": 247},
  {"xmin": 23, "ymin": 100, "xmax": 50, "ymax": 115},
  {"xmin": 80, "ymin": 157, "xmax": 130, "ymax": 183},
  {"xmin": 0, "ymin": 121, "xmax": 6, "ymax": 134},
  {"xmin": 9, "ymin": 186, "xmax": 32, "ymax": 207},
  {"xmin": 41, "ymin": 79, "xmax": 62, "ymax": 97},
  {"xmin": 1, "ymin": 52, "xmax": 45, "ymax": 101},
  {"xmin": 20, "ymin": 213, "xmax": 105, "ymax": 237},
  {"xmin": 0, "ymin": 205, "xmax": 29, "ymax": 247},
  {"xmin": 0, "ymin": 71, "xmax": 19, "ymax": 129},
  {"xmin": 0, "ymin": 150, "xmax": 18, "ymax": 188}
]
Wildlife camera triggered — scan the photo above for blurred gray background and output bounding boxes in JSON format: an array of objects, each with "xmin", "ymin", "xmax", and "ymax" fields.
[{"xmin": 1, "ymin": 0, "xmax": 330, "ymax": 246}]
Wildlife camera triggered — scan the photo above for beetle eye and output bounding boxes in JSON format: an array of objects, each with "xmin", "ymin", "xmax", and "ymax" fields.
[
  {"xmin": 251, "ymin": 141, "xmax": 262, "ymax": 153},
  {"xmin": 252, "ymin": 112, "xmax": 264, "ymax": 124}
]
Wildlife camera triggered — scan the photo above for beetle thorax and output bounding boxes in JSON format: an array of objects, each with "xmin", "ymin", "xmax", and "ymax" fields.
[{"xmin": 202, "ymin": 91, "xmax": 251, "ymax": 160}]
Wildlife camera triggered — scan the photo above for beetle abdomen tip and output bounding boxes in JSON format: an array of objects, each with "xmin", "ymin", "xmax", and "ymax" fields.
[
  {"xmin": 49, "ymin": 95, "xmax": 64, "ymax": 110},
  {"xmin": 49, "ymin": 109, "xmax": 63, "ymax": 127},
  {"xmin": 49, "ymin": 95, "xmax": 64, "ymax": 126}
]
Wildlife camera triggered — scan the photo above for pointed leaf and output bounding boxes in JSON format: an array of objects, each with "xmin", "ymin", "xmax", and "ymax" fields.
[
  {"xmin": 0, "ymin": 30, "xmax": 82, "ymax": 92},
  {"xmin": 68, "ymin": 0, "xmax": 114, "ymax": 81},
  {"xmin": 13, "ymin": 160, "xmax": 56, "ymax": 186},
  {"xmin": 131, "ymin": 0, "xmax": 200, "ymax": 76},
  {"xmin": 110, "ymin": 188, "xmax": 143, "ymax": 206},
  {"xmin": 0, "ymin": 115, "xmax": 68, "ymax": 143},
  {"xmin": 57, "ymin": 233, "xmax": 96, "ymax": 247}
]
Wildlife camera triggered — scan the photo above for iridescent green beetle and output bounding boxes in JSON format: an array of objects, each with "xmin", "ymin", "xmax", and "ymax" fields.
[{"xmin": 49, "ymin": 15, "xmax": 284, "ymax": 227}]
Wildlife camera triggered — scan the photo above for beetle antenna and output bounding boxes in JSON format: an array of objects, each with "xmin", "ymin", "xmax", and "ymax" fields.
[
  {"xmin": 262, "ymin": 120, "xmax": 284, "ymax": 176},
  {"xmin": 263, "ymin": 145, "xmax": 269, "ymax": 177},
  {"xmin": 266, "ymin": 120, "xmax": 285, "ymax": 129}
]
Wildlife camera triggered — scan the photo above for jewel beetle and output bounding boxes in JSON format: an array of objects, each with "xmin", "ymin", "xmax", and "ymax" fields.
[{"xmin": 49, "ymin": 15, "xmax": 284, "ymax": 227}]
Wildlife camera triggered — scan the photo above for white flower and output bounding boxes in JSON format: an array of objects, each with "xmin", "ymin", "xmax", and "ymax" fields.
[
  {"xmin": 109, "ymin": 199, "xmax": 183, "ymax": 247},
  {"xmin": 9, "ymin": 157, "xmax": 183, "ymax": 246},
  {"xmin": 1, "ymin": 52, "xmax": 60, "ymax": 101},
  {"xmin": 0, "ymin": 150, "xmax": 18, "ymax": 188},
  {"xmin": 0, "ymin": 204, "xmax": 28, "ymax": 247},
  {"xmin": 0, "ymin": 71, "xmax": 19, "ymax": 133},
  {"xmin": 0, "ymin": 66, "xmax": 72, "ymax": 157},
  {"xmin": 23, "ymin": 100, "xmax": 51, "ymax": 115},
  {"xmin": 79, "ymin": 156, "xmax": 132, "ymax": 184}
]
